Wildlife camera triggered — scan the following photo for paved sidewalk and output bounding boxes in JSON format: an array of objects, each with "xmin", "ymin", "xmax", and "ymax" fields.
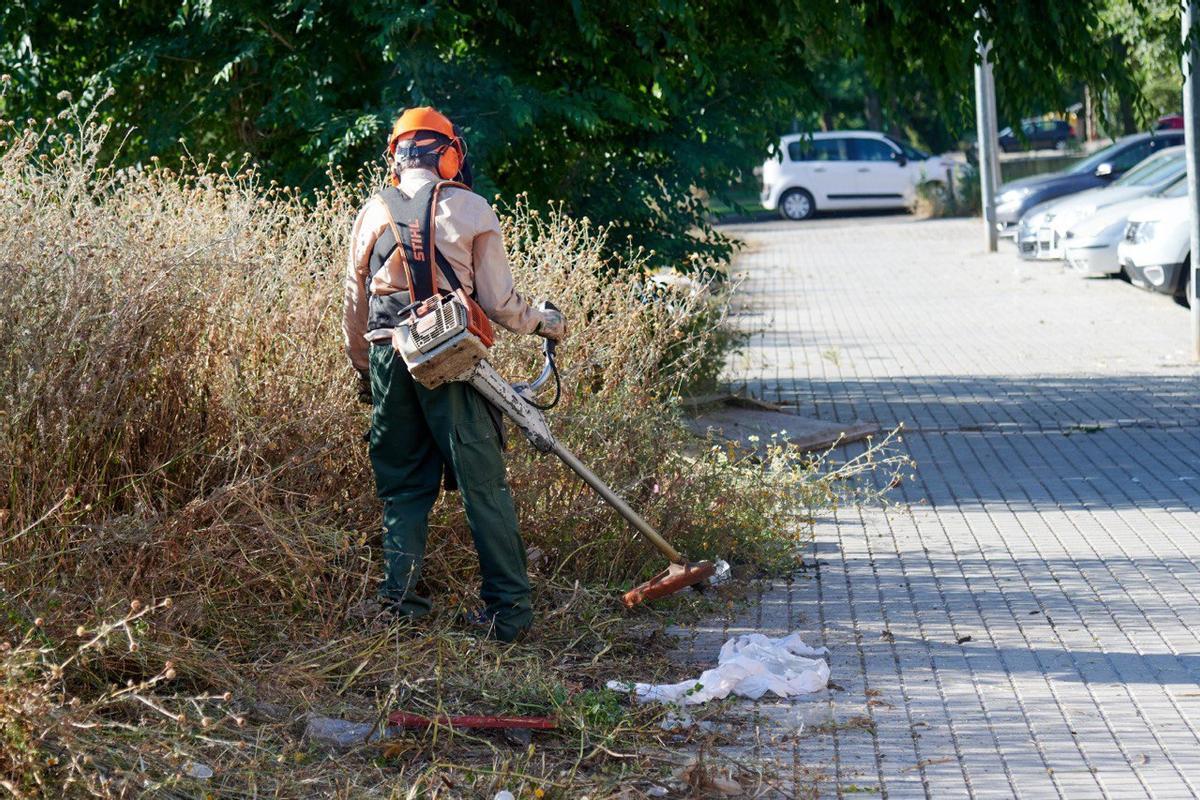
[{"xmin": 686, "ymin": 215, "xmax": 1200, "ymax": 798}]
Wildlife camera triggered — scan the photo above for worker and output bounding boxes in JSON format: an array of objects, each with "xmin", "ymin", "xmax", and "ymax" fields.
[{"xmin": 342, "ymin": 107, "xmax": 566, "ymax": 642}]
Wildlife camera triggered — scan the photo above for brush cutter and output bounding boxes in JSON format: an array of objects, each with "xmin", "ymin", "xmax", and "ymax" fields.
[{"xmin": 392, "ymin": 298, "xmax": 716, "ymax": 607}]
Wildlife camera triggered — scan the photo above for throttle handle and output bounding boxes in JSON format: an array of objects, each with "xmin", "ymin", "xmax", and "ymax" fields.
[{"xmin": 538, "ymin": 300, "xmax": 560, "ymax": 360}]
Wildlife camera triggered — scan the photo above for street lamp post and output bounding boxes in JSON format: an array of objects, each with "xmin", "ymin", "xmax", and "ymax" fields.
[
  {"xmin": 975, "ymin": 34, "xmax": 999, "ymax": 252},
  {"xmin": 984, "ymin": 51, "xmax": 1001, "ymax": 193},
  {"xmin": 1183, "ymin": 2, "xmax": 1200, "ymax": 358}
]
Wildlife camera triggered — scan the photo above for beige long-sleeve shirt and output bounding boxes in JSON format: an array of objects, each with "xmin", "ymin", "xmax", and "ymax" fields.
[{"xmin": 342, "ymin": 168, "xmax": 547, "ymax": 373}]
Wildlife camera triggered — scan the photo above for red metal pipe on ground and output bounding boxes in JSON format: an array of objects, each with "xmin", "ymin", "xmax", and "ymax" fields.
[{"xmin": 387, "ymin": 711, "xmax": 557, "ymax": 730}]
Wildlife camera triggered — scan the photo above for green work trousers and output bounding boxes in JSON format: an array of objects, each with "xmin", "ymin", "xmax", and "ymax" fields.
[{"xmin": 367, "ymin": 343, "xmax": 531, "ymax": 642}]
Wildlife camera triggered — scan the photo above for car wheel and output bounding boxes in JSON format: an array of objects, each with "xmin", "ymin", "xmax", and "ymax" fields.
[
  {"xmin": 1175, "ymin": 257, "xmax": 1191, "ymax": 308},
  {"xmin": 1054, "ymin": 139, "xmax": 1067, "ymax": 151},
  {"xmin": 779, "ymin": 188, "xmax": 815, "ymax": 221}
]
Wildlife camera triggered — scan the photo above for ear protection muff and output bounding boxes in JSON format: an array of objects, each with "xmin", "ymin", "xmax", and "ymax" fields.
[
  {"xmin": 392, "ymin": 133, "xmax": 465, "ymax": 180},
  {"xmin": 435, "ymin": 138, "xmax": 463, "ymax": 181}
]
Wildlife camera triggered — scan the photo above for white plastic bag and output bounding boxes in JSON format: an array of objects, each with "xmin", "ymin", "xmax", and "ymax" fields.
[{"xmin": 608, "ymin": 632, "xmax": 829, "ymax": 705}]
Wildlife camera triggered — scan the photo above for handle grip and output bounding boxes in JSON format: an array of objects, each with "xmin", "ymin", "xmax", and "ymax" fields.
[{"xmin": 539, "ymin": 300, "xmax": 559, "ymax": 359}]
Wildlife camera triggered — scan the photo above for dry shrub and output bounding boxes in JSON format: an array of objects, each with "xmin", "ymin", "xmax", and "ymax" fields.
[
  {"xmin": 0, "ymin": 104, "xmax": 905, "ymax": 796},
  {"xmin": 911, "ymin": 165, "xmax": 980, "ymax": 219}
]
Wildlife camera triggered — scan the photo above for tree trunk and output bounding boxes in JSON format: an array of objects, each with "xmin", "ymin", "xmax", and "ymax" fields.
[
  {"xmin": 885, "ymin": 95, "xmax": 903, "ymax": 138},
  {"xmin": 1112, "ymin": 40, "xmax": 1137, "ymax": 134},
  {"xmin": 865, "ymin": 88, "xmax": 883, "ymax": 131},
  {"xmin": 1082, "ymin": 85, "xmax": 1093, "ymax": 142},
  {"xmin": 1118, "ymin": 92, "xmax": 1137, "ymax": 135}
]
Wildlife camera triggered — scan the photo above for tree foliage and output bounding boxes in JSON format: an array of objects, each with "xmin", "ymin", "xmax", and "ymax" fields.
[
  {"xmin": 0, "ymin": 0, "xmax": 1176, "ymax": 267},
  {"xmin": 1101, "ymin": 0, "xmax": 1182, "ymax": 125}
]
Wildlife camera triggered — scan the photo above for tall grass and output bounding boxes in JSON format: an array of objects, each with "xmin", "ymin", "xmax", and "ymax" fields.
[{"xmin": 0, "ymin": 104, "xmax": 905, "ymax": 797}]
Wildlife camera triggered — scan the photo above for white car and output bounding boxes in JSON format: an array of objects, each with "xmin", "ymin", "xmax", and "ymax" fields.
[
  {"xmin": 1063, "ymin": 175, "xmax": 1185, "ymax": 277},
  {"xmin": 760, "ymin": 131, "xmax": 951, "ymax": 220},
  {"xmin": 1016, "ymin": 145, "xmax": 1185, "ymax": 261},
  {"xmin": 1116, "ymin": 188, "xmax": 1193, "ymax": 305}
]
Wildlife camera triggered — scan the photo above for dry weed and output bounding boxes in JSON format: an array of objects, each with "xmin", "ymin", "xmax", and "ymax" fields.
[{"xmin": 0, "ymin": 102, "xmax": 907, "ymax": 797}]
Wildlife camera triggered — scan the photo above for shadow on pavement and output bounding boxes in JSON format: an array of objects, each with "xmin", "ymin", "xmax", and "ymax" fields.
[
  {"xmin": 718, "ymin": 208, "xmax": 922, "ymax": 228},
  {"xmin": 736, "ymin": 373, "xmax": 1200, "ymax": 432},
  {"xmin": 733, "ymin": 374, "xmax": 1200, "ymax": 512},
  {"xmin": 802, "ymin": 550, "xmax": 1200, "ymax": 686}
]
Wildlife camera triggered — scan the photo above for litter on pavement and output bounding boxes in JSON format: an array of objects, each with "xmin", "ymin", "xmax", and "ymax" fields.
[
  {"xmin": 182, "ymin": 761, "xmax": 213, "ymax": 780},
  {"xmin": 608, "ymin": 631, "xmax": 830, "ymax": 705}
]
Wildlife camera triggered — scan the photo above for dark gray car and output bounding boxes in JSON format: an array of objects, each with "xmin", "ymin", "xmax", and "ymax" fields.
[
  {"xmin": 994, "ymin": 131, "xmax": 1183, "ymax": 233},
  {"xmin": 998, "ymin": 119, "xmax": 1073, "ymax": 152}
]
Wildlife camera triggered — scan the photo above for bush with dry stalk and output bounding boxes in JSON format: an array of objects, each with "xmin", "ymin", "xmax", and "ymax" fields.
[{"xmin": 0, "ymin": 102, "xmax": 909, "ymax": 796}]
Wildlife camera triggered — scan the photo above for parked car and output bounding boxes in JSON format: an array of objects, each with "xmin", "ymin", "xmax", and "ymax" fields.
[
  {"xmin": 1063, "ymin": 174, "xmax": 1186, "ymax": 278},
  {"xmin": 760, "ymin": 131, "xmax": 951, "ymax": 221},
  {"xmin": 1156, "ymin": 114, "xmax": 1185, "ymax": 130},
  {"xmin": 1014, "ymin": 145, "xmax": 1185, "ymax": 260},
  {"xmin": 998, "ymin": 119, "xmax": 1074, "ymax": 152},
  {"xmin": 1117, "ymin": 187, "xmax": 1194, "ymax": 306},
  {"xmin": 994, "ymin": 131, "xmax": 1184, "ymax": 234}
]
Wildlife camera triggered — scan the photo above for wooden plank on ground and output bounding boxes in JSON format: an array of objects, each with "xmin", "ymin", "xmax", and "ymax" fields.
[{"xmin": 687, "ymin": 403, "xmax": 878, "ymax": 453}]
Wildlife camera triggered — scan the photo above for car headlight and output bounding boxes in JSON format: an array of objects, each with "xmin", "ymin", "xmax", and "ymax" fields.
[
  {"xmin": 998, "ymin": 188, "xmax": 1031, "ymax": 205},
  {"xmin": 1125, "ymin": 221, "xmax": 1157, "ymax": 243},
  {"xmin": 1019, "ymin": 211, "xmax": 1047, "ymax": 232}
]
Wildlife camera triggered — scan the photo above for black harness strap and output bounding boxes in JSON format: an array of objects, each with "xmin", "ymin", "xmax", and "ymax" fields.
[
  {"xmin": 377, "ymin": 182, "xmax": 473, "ymax": 301},
  {"xmin": 367, "ymin": 180, "xmax": 483, "ymax": 332},
  {"xmin": 378, "ymin": 183, "xmax": 437, "ymax": 301},
  {"xmin": 366, "ymin": 180, "xmax": 506, "ymax": 453}
]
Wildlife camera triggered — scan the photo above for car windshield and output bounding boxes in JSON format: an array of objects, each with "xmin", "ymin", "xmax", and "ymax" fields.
[
  {"xmin": 885, "ymin": 137, "xmax": 929, "ymax": 160},
  {"xmin": 1160, "ymin": 176, "xmax": 1189, "ymax": 198},
  {"xmin": 1112, "ymin": 151, "xmax": 1184, "ymax": 187},
  {"xmin": 1068, "ymin": 138, "xmax": 1144, "ymax": 175}
]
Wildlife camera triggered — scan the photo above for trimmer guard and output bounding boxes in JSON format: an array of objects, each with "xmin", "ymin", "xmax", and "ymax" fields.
[{"xmin": 622, "ymin": 561, "xmax": 717, "ymax": 609}]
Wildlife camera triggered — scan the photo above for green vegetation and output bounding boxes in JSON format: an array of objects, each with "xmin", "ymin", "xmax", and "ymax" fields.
[
  {"xmin": 0, "ymin": 1, "xmax": 1178, "ymax": 267},
  {"xmin": 1100, "ymin": 0, "xmax": 1183, "ymax": 130}
]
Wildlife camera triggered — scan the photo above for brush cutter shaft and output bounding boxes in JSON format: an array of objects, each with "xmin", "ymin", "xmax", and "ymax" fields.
[
  {"xmin": 468, "ymin": 360, "xmax": 556, "ymax": 452},
  {"xmin": 549, "ymin": 441, "xmax": 683, "ymax": 564},
  {"xmin": 466, "ymin": 359, "xmax": 683, "ymax": 565}
]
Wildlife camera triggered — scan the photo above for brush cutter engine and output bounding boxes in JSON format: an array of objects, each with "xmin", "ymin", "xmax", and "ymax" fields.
[
  {"xmin": 392, "ymin": 292, "xmax": 494, "ymax": 389},
  {"xmin": 392, "ymin": 300, "xmax": 717, "ymax": 608}
]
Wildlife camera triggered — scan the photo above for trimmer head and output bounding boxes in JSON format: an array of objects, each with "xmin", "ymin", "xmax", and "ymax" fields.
[{"xmin": 622, "ymin": 561, "xmax": 717, "ymax": 608}]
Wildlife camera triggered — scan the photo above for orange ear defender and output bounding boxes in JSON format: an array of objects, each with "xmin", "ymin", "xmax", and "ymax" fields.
[
  {"xmin": 436, "ymin": 142, "xmax": 462, "ymax": 180},
  {"xmin": 388, "ymin": 106, "xmax": 465, "ymax": 180}
]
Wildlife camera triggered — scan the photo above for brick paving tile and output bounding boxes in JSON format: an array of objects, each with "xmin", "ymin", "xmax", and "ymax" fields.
[{"xmin": 683, "ymin": 215, "xmax": 1200, "ymax": 798}]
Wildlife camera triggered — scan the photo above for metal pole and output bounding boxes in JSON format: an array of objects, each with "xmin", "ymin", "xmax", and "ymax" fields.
[
  {"xmin": 1184, "ymin": 2, "xmax": 1200, "ymax": 358},
  {"xmin": 984, "ymin": 53, "xmax": 1002, "ymax": 189},
  {"xmin": 975, "ymin": 34, "xmax": 999, "ymax": 252}
]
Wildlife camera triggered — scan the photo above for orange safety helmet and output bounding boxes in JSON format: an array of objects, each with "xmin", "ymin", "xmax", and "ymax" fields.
[{"xmin": 387, "ymin": 106, "xmax": 464, "ymax": 180}]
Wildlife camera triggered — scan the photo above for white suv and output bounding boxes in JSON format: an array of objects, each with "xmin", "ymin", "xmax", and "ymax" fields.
[
  {"xmin": 1117, "ymin": 188, "xmax": 1194, "ymax": 305},
  {"xmin": 761, "ymin": 131, "xmax": 950, "ymax": 220}
]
